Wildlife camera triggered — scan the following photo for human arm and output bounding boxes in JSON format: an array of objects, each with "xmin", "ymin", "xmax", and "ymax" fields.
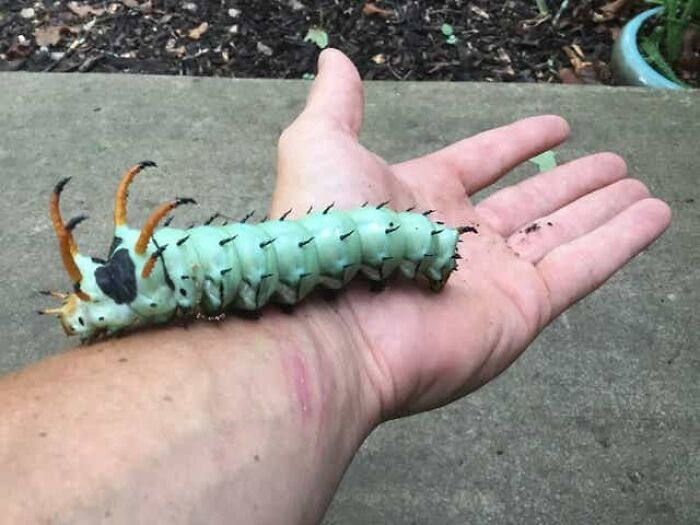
[{"xmin": 0, "ymin": 312, "xmax": 375, "ymax": 524}]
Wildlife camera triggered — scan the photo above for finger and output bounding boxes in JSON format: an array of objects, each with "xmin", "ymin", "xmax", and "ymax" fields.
[
  {"xmin": 392, "ymin": 115, "xmax": 570, "ymax": 195},
  {"xmin": 507, "ymin": 178, "xmax": 651, "ymax": 263},
  {"xmin": 476, "ymin": 152, "xmax": 628, "ymax": 236},
  {"xmin": 537, "ymin": 198, "xmax": 671, "ymax": 318},
  {"xmin": 302, "ymin": 48, "xmax": 364, "ymax": 136}
]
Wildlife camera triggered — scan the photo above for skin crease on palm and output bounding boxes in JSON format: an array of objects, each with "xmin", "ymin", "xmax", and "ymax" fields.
[{"xmin": 270, "ymin": 48, "xmax": 671, "ymax": 419}]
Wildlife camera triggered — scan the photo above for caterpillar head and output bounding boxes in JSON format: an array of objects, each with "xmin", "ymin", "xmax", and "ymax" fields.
[
  {"xmin": 41, "ymin": 164, "xmax": 167, "ymax": 340},
  {"xmin": 41, "ymin": 255, "xmax": 140, "ymax": 340}
]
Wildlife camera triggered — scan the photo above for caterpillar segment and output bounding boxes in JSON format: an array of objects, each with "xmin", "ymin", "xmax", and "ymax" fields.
[{"xmin": 40, "ymin": 162, "xmax": 476, "ymax": 340}]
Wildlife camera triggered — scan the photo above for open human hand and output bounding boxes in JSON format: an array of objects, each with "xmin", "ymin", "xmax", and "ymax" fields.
[{"xmin": 270, "ymin": 49, "xmax": 671, "ymax": 419}]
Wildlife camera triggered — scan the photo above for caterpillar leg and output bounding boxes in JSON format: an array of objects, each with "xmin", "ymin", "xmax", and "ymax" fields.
[
  {"xmin": 114, "ymin": 160, "xmax": 157, "ymax": 227},
  {"xmin": 429, "ymin": 279, "xmax": 447, "ymax": 292},
  {"xmin": 279, "ymin": 303, "xmax": 295, "ymax": 315},
  {"xmin": 429, "ymin": 269, "xmax": 455, "ymax": 292},
  {"xmin": 369, "ymin": 280, "xmax": 387, "ymax": 293},
  {"xmin": 228, "ymin": 307, "xmax": 263, "ymax": 320}
]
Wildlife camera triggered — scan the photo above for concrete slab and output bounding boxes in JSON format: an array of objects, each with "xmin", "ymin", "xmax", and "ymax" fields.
[{"xmin": 0, "ymin": 74, "xmax": 698, "ymax": 524}]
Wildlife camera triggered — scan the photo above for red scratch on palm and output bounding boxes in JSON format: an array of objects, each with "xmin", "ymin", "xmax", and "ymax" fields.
[{"xmin": 283, "ymin": 350, "xmax": 313, "ymax": 423}]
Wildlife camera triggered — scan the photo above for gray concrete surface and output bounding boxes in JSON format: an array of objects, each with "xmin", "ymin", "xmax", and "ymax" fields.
[{"xmin": 0, "ymin": 74, "xmax": 698, "ymax": 524}]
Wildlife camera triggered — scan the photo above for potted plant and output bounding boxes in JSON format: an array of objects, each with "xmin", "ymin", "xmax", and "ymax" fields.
[{"xmin": 612, "ymin": 0, "xmax": 699, "ymax": 88}]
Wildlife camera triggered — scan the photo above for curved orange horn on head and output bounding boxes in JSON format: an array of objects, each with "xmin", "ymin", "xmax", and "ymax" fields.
[
  {"xmin": 50, "ymin": 177, "xmax": 84, "ymax": 286},
  {"xmin": 114, "ymin": 160, "xmax": 157, "ymax": 227},
  {"xmin": 135, "ymin": 197, "xmax": 196, "ymax": 255}
]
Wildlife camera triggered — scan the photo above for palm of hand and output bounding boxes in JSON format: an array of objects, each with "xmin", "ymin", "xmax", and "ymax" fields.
[{"xmin": 270, "ymin": 50, "xmax": 670, "ymax": 417}]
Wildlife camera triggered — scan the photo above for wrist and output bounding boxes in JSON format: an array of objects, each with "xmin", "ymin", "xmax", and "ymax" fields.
[
  {"xmin": 196, "ymin": 303, "xmax": 379, "ymax": 520},
  {"xmin": 208, "ymin": 301, "xmax": 381, "ymax": 435}
]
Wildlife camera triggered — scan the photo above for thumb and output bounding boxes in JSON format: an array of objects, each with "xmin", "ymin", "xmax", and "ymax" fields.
[{"xmin": 303, "ymin": 49, "xmax": 365, "ymax": 136}]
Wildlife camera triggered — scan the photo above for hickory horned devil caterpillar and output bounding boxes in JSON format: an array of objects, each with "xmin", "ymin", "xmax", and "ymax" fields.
[{"xmin": 40, "ymin": 161, "xmax": 478, "ymax": 341}]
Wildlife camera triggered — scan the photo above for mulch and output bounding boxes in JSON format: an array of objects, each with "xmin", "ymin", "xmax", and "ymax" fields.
[{"xmin": 0, "ymin": 0, "xmax": 643, "ymax": 84}]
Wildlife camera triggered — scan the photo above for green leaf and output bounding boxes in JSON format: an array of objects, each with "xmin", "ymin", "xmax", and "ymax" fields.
[
  {"xmin": 446, "ymin": 34, "xmax": 458, "ymax": 45},
  {"xmin": 535, "ymin": 0, "xmax": 550, "ymax": 15},
  {"xmin": 665, "ymin": 0, "xmax": 684, "ymax": 62},
  {"xmin": 441, "ymin": 23, "xmax": 454, "ymax": 36},
  {"xmin": 529, "ymin": 150, "xmax": 558, "ymax": 172},
  {"xmin": 304, "ymin": 27, "xmax": 329, "ymax": 49},
  {"xmin": 640, "ymin": 32, "xmax": 686, "ymax": 85}
]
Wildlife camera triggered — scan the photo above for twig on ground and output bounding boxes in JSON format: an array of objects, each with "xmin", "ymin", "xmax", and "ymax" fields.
[{"xmin": 44, "ymin": 37, "xmax": 83, "ymax": 71}]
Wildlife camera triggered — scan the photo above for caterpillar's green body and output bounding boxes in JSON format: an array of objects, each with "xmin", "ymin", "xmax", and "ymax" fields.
[{"xmin": 43, "ymin": 162, "xmax": 470, "ymax": 340}]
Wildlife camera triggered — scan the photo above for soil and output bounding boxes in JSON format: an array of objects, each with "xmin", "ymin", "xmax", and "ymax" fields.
[{"xmin": 0, "ymin": 1, "xmax": 646, "ymax": 84}]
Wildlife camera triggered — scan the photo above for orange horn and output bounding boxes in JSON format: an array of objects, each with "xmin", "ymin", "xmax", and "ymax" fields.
[
  {"xmin": 114, "ymin": 160, "xmax": 157, "ymax": 227},
  {"xmin": 50, "ymin": 179, "xmax": 91, "ymax": 301},
  {"xmin": 135, "ymin": 198, "xmax": 196, "ymax": 255},
  {"xmin": 50, "ymin": 178, "xmax": 83, "ymax": 282}
]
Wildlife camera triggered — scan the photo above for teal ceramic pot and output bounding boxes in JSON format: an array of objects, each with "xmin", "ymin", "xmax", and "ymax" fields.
[{"xmin": 611, "ymin": 7, "xmax": 682, "ymax": 89}]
